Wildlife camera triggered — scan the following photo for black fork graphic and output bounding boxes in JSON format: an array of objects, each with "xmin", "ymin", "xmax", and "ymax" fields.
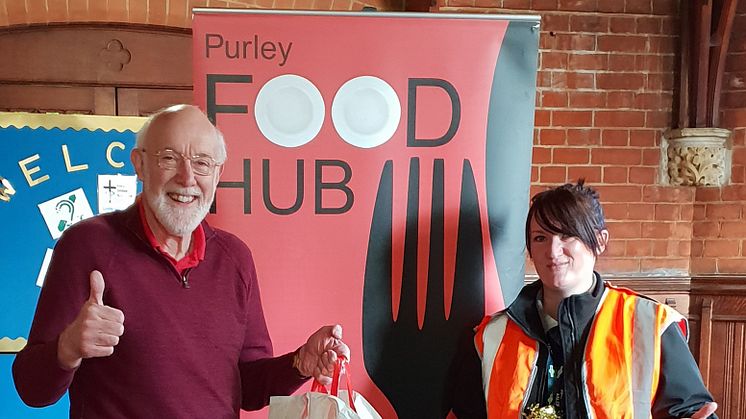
[{"xmin": 363, "ymin": 157, "xmax": 487, "ymax": 419}]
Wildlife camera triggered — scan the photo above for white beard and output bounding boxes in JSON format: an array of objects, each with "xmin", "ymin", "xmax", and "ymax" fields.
[{"xmin": 147, "ymin": 188, "xmax": 211, "ymax": 236}]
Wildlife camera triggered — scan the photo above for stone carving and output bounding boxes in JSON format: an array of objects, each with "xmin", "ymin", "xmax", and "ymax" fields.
[
  {"xmin": 99, "ymin": 39, "xmax": 132, "ymax": 72},
  {"xmin": 665, "ymin": 128, "xmax": 731, "ymax": 187}
]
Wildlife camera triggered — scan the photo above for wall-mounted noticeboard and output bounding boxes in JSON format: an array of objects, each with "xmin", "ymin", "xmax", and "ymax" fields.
[{"xmin": 0, "ymin": 112, "xmax": 145, "ymax": 417}]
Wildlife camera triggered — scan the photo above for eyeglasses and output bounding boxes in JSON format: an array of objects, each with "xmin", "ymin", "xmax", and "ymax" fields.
[{"xmin": 139, "ymin": 148, "xmax": 221, "ymax": 176}]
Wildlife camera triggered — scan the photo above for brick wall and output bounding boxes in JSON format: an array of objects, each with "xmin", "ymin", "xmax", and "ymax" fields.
[
  {"xmin": 534, "ymin": 2, "xmax": 687, "ymax": 275},
  {"xmin": 436, "ymin": 0, "xmax": 746, "ymax": 276},
  {"xmin": 0, "ymin": 0, "xmax": 392, "ymax": 27},
  {"xmin": 0, "ymin": 0, "xmax": 744, "ymax": 275}
]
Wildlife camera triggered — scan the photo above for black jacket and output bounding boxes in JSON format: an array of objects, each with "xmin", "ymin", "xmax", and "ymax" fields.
[{"xmin": 446, "ymin": 273, "xmax": 717, "ymax": 419}]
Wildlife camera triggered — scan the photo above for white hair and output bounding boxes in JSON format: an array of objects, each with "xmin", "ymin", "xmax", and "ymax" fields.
[{"xmin": 135, "ymin": 104, "xmax": 227, "ymax": 163}]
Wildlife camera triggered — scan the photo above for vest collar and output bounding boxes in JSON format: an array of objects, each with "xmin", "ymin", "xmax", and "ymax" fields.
[{"xmin": 506, "ymin": 272, "xmax": 605, "ymax": 341}]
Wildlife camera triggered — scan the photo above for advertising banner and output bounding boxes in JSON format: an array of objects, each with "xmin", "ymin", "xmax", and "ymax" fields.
[{"xmin": 193, "ymin": 10, "xmax": 539, "ymax": 418}]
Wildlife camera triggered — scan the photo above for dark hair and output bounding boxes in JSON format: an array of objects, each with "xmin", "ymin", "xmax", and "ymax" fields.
[{"xmin": 525, "ymin": 179, "xmax": 606, "ymax": 257}]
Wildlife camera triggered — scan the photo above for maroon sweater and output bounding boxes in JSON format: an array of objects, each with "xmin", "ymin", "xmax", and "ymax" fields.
[{"xmin": 13, "ymin": 205, "xmax": 307, "ymax": 418}]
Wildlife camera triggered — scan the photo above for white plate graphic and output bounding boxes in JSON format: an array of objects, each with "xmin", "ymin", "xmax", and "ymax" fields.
[
  {"xmin": 332, "ymin": 76, "xmax": 401, "ymax": 148},
  {"xmin": 255, "ymin": 74, "xmax": 325, "ymax": 148}
]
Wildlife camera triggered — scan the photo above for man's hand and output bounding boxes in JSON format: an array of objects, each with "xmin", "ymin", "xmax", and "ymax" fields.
[
  {"xmin": 294, "ymin": 325, "xmax": 350, "ymax": 386},
  {"xmin": 686, "ymin": 402, "xmax": 718, "ymax": 419},
  {"xmin": 57, "ymin": 270, "xmax": 125, "ymax": 370}
]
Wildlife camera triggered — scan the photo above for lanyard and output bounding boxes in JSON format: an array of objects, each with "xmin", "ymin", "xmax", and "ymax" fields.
[{"xmin": 546, "ymin": 349, "xmax": 564, "ymax": 411}]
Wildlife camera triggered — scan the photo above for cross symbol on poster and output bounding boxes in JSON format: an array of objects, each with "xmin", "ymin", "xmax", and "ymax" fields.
[{"xmin": 104, "ymin": 180, "xmax": 117, "ymax": 203}]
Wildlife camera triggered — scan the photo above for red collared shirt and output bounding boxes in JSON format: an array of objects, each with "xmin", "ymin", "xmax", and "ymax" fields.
[{"xmin": 137, "ymin": 198, "xmax": 205, "ymax": 273}]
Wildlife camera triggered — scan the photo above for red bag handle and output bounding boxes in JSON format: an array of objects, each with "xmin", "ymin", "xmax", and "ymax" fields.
[{"xmin": 310, "ymin": 357, "xmax": 356, "ymax": 413}]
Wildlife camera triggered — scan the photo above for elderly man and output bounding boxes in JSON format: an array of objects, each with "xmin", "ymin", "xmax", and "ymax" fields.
[{"xmin": 13, "ymin": 105, "xmax": 349, "ymax": 418}]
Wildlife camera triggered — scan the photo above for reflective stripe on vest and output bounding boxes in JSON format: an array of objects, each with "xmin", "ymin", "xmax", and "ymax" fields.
[
  {"xmin": 584, "ymin": 286, "xmax": 687, "ymax": 419},
  {"xmin": 476, "ymin": 314, "xmax": 538, "ymax": 418},
  {"xmin": 475, "ymin": 286, "xmax": 686, "ymax": 419}
]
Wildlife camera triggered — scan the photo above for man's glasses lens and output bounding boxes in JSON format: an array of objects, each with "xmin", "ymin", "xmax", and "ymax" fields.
[{"xmin": 155, "ymin": 150, "xmax": 217, "ymax": 176}]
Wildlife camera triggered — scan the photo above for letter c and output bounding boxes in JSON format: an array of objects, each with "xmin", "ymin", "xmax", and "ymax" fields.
[{"xmin": 106, "ymin": 141, "xmax": 126, "ymax": 168}]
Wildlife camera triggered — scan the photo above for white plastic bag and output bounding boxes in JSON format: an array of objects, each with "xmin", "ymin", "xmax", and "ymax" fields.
[{"xmin": 269, "ymin": 359, "xmax": 382, "ymax": 419}]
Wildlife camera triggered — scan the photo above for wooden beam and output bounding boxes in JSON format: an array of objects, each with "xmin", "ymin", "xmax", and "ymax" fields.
[
  {"xmin": 708, "ymin": 0, "xmax": 739, "ymax": 126},
  {"xmin": 698, "ymin": 297, "xmax": 713, "ymax": 386},
  {"xmin": 693, "ymin": 0, "xmax": 713, "ymax": 128},
  {"xmin": 679, "ymin": 0, "xmax": 740, "ymax": 128}
]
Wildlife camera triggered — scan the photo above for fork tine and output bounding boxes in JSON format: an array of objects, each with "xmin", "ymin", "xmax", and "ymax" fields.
[
  {"xmin": 390, "ymin": 157, "xmax": 410, "ymax": 322},
  {"xmin": 362, "ymin": 160, "xmax": 395, "ymax": 375},
  {"xmin": 396, "ymin": 157, "xmax": 420, "ymax": 327},
  {"xmin": 451, "ymin": 160, "xmax": 487, "ymax": 319},
  {"xmin": 416, "ymin": 157, "xmax": 434, "ymax": 329},
  {"xmin": 363, "ymin": 160, "xmax": 394, "ymax": 325},
  {"xmin": 443, "ymin": 158, "xmax": 462, "ymax": 319},
  {"xmin": 423, "ymin": 158, "xmax": 445, "ymax": 327}
]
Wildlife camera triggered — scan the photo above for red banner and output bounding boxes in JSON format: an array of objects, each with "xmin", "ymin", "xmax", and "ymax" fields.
[{"xmin": 193, "ymin": 10, "xmax": 538, "ymax": 418}]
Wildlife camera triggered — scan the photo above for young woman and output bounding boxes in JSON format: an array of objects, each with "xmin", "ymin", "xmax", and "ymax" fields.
[{"xmin": 448, "ymin": 181, "xmax": 717, "ymax": 419}]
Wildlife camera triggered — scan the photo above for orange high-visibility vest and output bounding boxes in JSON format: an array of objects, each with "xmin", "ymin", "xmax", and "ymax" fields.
[{"xmin": 474, "ymin": 285, "xmax": 687, "ymax": 419}]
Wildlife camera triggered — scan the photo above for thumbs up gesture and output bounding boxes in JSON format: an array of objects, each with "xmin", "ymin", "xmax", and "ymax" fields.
[{"xmin": 57, "ymin": 270, "xmax": 125, "ymax": 370}]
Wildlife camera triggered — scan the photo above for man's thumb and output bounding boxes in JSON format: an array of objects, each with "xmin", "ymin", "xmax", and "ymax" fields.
[
  {"xmin": 331, "ymin": 324, "xmax": 343, "ymax": 339},
  {"xmin": 89, "ymin": 270, "xmax": 105, "ymax": 305}
]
